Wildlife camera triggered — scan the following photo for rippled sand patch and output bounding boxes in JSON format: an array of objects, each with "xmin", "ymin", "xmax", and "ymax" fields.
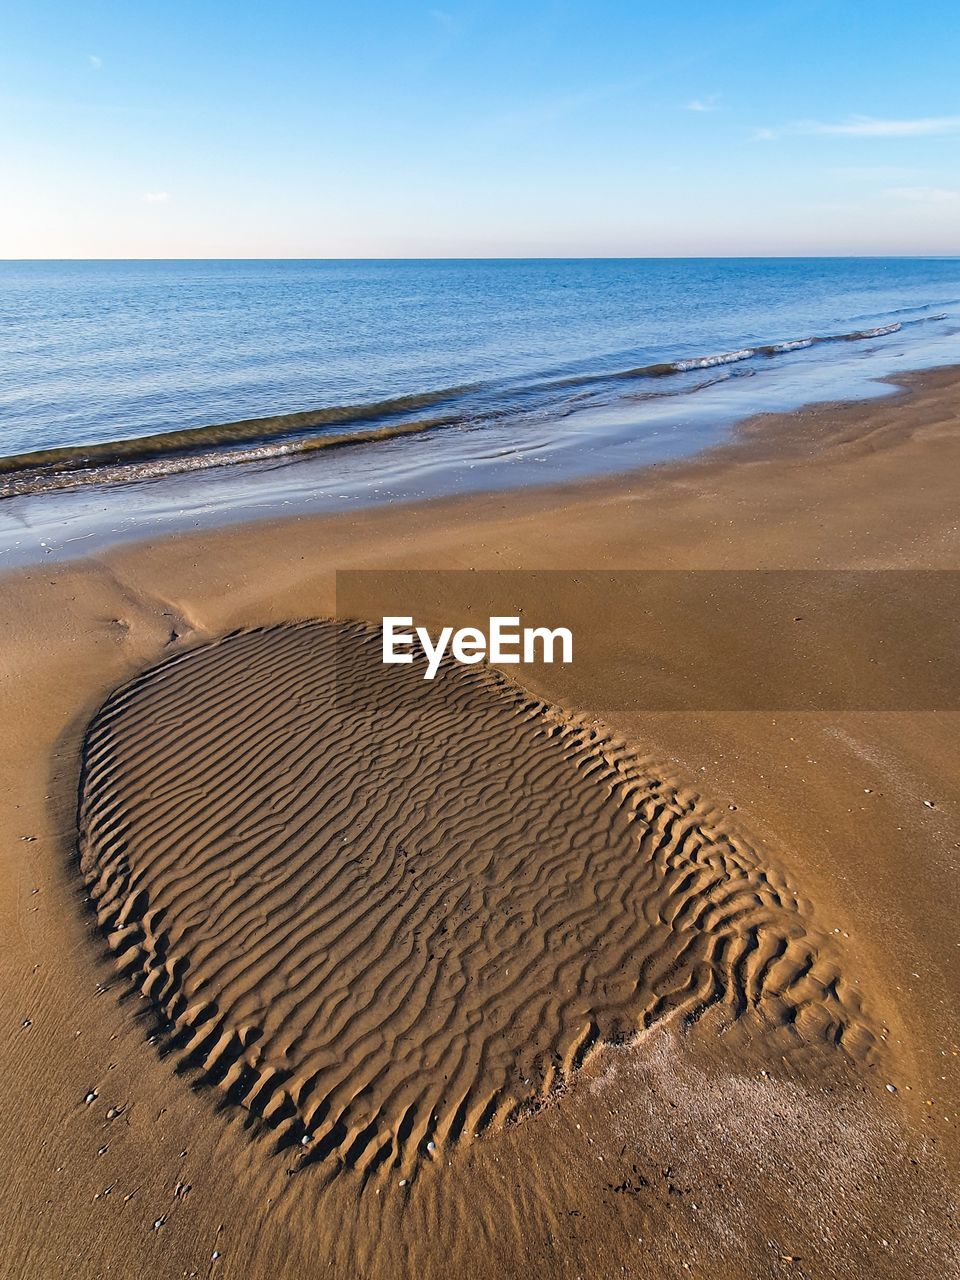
[{"xmin": 78, "ymin": 621, "xmax": 877, "ymax": 1177}]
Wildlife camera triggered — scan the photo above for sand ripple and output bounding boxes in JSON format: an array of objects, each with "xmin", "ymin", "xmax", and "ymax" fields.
[{"xmin": 78, "ymin": 621, "xmax": 877, "ymax": 1176}]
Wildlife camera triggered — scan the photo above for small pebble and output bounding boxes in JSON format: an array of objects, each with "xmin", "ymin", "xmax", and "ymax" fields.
[
  {"xmin": 886, "ymin": 1083, "xmax": 898, "ymax": 1094},
  {"xmin": 398, "ymin": 1178, "xmax": 408, "ymax": 1187},
  {"xmin": 153, "ymin": 1216, "xmax": 166, "ymax": 1231},
  {"xmin": 84, "ymin": 1090, "xmax": 98, "ymax": 1105},
  {"xmin": 426, "ymin": 1140, "xmax": 436, "ymax": 1153},
  {"xmin": 923, "ymin": 799, "xmax": 935, "ymax": 809}
]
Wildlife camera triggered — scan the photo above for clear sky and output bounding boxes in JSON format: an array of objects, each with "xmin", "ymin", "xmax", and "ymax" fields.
[{"xmin": 2, "ymin": 0, "xmax": 958, "ymax": 257}]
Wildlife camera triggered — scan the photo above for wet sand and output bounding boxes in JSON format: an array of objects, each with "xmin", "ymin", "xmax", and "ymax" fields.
[{"xmin": 2, "ymin": 367, "xmax": 959, "ymax": 1278}]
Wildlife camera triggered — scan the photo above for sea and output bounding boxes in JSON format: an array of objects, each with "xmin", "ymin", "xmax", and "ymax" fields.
[{"xmin": 0, "ymin": 258, "xmax": 958, "ymax": 555}]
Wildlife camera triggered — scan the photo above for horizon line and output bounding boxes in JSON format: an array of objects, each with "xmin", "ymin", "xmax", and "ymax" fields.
[{"xmin": 2, "ymin": 253, "xmax": 959, "ymax": 263}]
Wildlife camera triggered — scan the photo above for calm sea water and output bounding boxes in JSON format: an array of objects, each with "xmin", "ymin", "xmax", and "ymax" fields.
[{"xmin": 0, "ymin": 258, "xmax": 958, "ymax": 516}]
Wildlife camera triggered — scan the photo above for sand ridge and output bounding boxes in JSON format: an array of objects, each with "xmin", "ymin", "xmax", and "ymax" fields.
[{"xmin": 77, "ymin": 619, "xmax": 879, "ymax": 1182}]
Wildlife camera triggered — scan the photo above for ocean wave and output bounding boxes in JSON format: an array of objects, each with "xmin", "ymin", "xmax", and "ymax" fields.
[
  {"xmin": 0, "ymin": 387, "xmax": 469, "ymax": 478},
  {"xmin": 0, "ymin": 415, "xmax": 458, "ymax": 498},
  {"xmin": 860, "ymin": 300, "xmax": 958, "ymax": 319},
  {"xmin": 673, "ymin": 348, "xmax": 756, "ymax": 371},
  {"xmin": 900, "ymin": 311, "xmax": 947, "ymax": 326},
  {"xmin": 547, "ymin": 313, "xmax": 938, "ymax": 391},
  {"xmin": 767, "ymin": 338, "xmax": 816, "ymax": 353},
  {"xmin": 846, "ymin": 322, "xmax": 902, "ymax": 339}
]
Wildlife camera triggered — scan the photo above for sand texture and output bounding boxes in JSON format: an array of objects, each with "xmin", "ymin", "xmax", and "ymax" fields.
[{"xmin": 78, "ymin": 622, "xmax": 876, "ymax": 1182}]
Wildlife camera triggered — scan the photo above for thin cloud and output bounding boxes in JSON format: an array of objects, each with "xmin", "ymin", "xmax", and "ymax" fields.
[
  {"xmin": 886, "ymin": 185, "xmax": 960, "ymax": 203},
  {"xmin": 88, "ymin": 54, "xmax": 103, "ymax": 70},
  {"xmin": 827, "ymin": 165, "xmax": 921, "ymax": 181},
  {"xmin": 757, "ymin": 115, "xmax": 960, "ymax": 139},
  {"xmin": 685, "ymin": 95, "xmax": 720, "ymax": 112},
  {"xmin": 142, "ymin": 191, "xmax": 171, "ymax": 204},
  {"xmin": 813, "ymin": 116, "xmax": 960, "ymax": 137}
]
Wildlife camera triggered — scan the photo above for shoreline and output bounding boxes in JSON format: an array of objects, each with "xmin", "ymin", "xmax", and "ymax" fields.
[
  {"xmin": 2, "ymin": 364, "xmax": 958, "ymax": 1277},
  {"xmin": 1, "ymin": 359, "xmax": 959, "ymax": 571}
]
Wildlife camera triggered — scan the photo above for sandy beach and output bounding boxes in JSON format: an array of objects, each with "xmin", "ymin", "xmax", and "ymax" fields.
[{"xmin": 2, "ymin": 366, "xmax": 959, "ymax": 1279}]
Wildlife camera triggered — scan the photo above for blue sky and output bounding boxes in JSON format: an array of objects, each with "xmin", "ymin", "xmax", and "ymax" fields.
[{"xmin": 2, "ymin": 0, "xmax": 958, "ymax": 256}]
